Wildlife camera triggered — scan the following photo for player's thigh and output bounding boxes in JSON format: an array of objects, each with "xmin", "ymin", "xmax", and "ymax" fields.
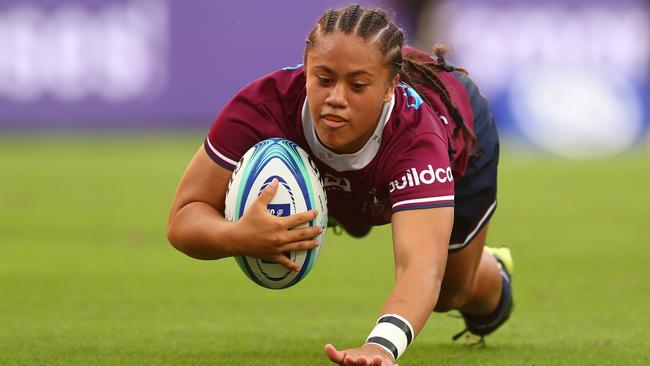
[{"xmin": 434, "ymin": 223, "xmax": 489, "ymax": 312}]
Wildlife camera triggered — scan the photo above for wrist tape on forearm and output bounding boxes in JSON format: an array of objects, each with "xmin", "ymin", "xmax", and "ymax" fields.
[{"xmin": 365, "ymin": 314, "xmax": 414, "ymax": 360}]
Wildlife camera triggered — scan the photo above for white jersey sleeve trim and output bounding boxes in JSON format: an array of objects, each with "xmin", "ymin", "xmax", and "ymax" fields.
[
  {"xmin": 392, "ymin": 195, "xmax": 455, "ymax": 209},
  {"xmin": 206, "ymin": 138, "xmax": 238, "ymax": 166}
]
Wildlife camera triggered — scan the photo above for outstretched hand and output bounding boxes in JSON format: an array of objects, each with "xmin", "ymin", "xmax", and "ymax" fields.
[
  {"xmin": 235, "ymin": 179, "xmax": 322, "ymax": 271},
  {"xmin": 324, "ymin": 343, "xmax": 398, "ymax": 366}
]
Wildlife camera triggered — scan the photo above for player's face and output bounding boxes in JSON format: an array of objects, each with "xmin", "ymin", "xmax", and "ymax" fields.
[{"xmin": 305, "ymin": 32, "xmax": 398, "ymax": 154}]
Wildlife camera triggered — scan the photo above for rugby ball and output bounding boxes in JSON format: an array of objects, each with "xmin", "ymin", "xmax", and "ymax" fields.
[{"xmin": 224, "ymin": 138, "xmax": 328, "ymax": 289}]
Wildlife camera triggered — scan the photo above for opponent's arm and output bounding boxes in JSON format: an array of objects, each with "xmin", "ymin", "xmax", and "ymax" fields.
[
  {"xmin": 166, "ymin": 147, "xmax": 322, "ymax": 270},
  {"xmin": 325, "ymin": 207, "xmax": 452, "ymax": 365}
]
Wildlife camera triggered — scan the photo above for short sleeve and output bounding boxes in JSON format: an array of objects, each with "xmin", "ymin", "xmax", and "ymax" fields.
[
  {"xmin": 204, "ymin": 90, "xmax": 277, "ymax": 171},
  {"xmin": 386, "ymin": 133, "xmax": 455, "ymax": 212}
]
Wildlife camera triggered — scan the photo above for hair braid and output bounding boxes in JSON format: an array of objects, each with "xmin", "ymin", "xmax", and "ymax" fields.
[
  {"xmin": 339, "ymin": 4, "xmax": 362, "ymax": 34},
  {"xmin": 364, "ymin": 10, "xmax": 389, "ymax": 39},
  {"xmin": 382, "ymin": 24, "xmax": 403, "ymax": 53},
  {"xmin": 357, "ymin": 10, "xmax": 381, "ymax": 39},
  {"xmin": 323, "ymin": 10, "xmax": 339, "ymax": 33},
  {"xmin": 305, "ymin": 4, "xmax": 477, "ymax": 155}
]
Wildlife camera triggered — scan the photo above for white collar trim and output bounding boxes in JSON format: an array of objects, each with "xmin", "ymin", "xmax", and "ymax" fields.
[{"xmin": 302, "ymin": 94, "xmax": 395, "ymax": 172}]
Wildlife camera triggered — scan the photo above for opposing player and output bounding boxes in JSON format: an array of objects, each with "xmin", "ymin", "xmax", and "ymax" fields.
[{"xmin": 167, "ymin": 4, "xmax": 513, "ymax": 365}]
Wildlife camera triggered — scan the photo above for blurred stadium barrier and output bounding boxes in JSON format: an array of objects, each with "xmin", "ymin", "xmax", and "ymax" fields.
[
  {"xmin": 0, "ymin": 0, "xmax": 648, "ymax": 158},
  {"xmin": 408, "ymin": 0, "xmax": 650, "ymax": 158},
  {"xmin": 0, "ymin": 0, "xmax": 370, "ymax": 129}
]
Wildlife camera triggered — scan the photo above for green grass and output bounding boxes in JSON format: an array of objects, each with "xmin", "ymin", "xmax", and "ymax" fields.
[{"xmin": 0, "ymin": 134, "xmax": 649, "ymax": 365}]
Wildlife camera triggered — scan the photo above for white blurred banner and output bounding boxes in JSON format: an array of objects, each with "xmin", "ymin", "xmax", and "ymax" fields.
[
  {"xmin": 0, "ymin": 0, "xmax": 168, "ymax": 103},
  {"xmin": 432, "ymin": 0, "xmax": 649, "ymax": 158}
]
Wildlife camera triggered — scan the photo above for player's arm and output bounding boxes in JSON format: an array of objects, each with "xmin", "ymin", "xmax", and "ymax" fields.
[
  {"xmin": 166, "ymin": 146, "xmax": 321, "ymax": 270},
  {"xmin": 325, "ymin": 206, "xmax": 452, "ymax": 365},
  {"xmin": 383, "ymin": 206, "xmax": 452, "ymax": 336}
]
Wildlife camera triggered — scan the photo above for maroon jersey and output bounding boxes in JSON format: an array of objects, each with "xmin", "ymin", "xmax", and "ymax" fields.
[{"xmin": 205, "ymin": 60, "xmax": 474, "ymax": 230}]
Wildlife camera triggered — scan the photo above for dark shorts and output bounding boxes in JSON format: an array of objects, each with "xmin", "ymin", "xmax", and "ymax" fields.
[{"xmin": 449, "ymin": 73, "xmax": 500, "ymax": 252}]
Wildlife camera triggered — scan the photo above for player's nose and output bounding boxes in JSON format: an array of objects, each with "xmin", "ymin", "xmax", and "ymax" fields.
[{"xmin": 325, "ymin": 82, "xmax": 347, "ymax": 108}]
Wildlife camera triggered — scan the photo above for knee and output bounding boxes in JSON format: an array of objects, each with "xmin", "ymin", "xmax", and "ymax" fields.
[{"xmin": 434, "ymin": 286, "xmax": 469, "ymax": 313}]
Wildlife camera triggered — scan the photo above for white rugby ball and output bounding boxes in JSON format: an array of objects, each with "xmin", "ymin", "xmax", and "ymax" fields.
[{"xmin": 224, "ymin": 138, "xmax": 328, "ymax": 289}]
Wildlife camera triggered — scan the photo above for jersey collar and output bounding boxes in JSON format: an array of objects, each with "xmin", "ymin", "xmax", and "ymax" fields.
[{"xmin": 301, "ymin": 93, "xmax": 395, "ymax": 172}]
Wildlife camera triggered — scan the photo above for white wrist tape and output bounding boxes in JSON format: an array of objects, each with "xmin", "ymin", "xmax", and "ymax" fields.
[{"xmin": 365, "ymin": 314, "xmax": 414, "ymax": 360}]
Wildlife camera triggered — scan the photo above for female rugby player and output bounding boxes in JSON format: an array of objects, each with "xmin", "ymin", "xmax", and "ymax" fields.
[{"xmin": 167, "ymin": 4, "xmax": 513, "ymax": 365}]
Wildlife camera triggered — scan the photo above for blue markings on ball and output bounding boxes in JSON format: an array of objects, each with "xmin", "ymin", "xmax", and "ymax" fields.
[
  {"xmin": 238, "ymin": 140, "xmax": 310, "ymax": 220},
  {"xmin": 267, "ymin": 203, "xmax": 291, "ymax": 217},
  {"xmin": 261, "ymin": 175, "xmax": 296, "ymax": 216},
  {"xmin": 229, "ymin": 138, "xmax": 326, "ymax": 289}
]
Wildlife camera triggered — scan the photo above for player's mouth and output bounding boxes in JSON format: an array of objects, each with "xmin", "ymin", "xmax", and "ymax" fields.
[{"xmin": 321, "ymin": 114, "xmax": 348, "ymax": 129}]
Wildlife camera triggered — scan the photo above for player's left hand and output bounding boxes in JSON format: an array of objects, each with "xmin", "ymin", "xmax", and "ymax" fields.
[{"xmin": 324, "ymin": 343, "xmax": 398, "ymax": 366}]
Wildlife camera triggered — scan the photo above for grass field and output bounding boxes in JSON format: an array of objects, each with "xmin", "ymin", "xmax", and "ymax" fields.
[{"xmin": 1, "ymin": 134, "xmax": 649, "ymax": 365}]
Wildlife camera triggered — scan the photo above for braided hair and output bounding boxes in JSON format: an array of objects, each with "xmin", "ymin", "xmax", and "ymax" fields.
[{"xmin": 305, "ymin": 4, "xmax": 477, "ymax": 154}]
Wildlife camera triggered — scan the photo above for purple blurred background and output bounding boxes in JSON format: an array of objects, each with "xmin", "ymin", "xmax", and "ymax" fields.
[{"xmin": 0, "ymin": 0, "xmax": 648, "ymax": 158}]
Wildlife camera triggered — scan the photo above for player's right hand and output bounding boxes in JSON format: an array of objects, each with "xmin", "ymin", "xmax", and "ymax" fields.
[
  {"xmin": 233, "ymin": 178, "xmax": 323, "ymax": 271},
  {"xmin": 325, "ymin": 343, "xmax": 398, "ymax": 366}
]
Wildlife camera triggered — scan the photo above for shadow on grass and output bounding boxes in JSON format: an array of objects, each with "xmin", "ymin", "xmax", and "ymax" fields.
[
  {"xmin": 5, "ymin": 335, "xmax": 648, "ymax": 366},
  {"xmin": 140, "ymin": 339, "xmax": 650, "ymax": 366},
  {"xmin": 404, "ymin": 340, "xmax": 649, "ymax": 366}
]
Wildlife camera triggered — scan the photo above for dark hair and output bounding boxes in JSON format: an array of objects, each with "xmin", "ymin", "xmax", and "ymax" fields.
[{"xmin": 305, "ymin": 4, "xmax": 476, "ymax": 154}]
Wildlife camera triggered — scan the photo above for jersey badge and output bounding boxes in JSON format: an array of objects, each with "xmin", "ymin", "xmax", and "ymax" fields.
[{"xmin": 397, "ymin": 82, "xmax": 424, "ymax": 110}]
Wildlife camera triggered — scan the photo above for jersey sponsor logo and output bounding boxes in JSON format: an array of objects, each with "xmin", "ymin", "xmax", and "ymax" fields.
[{"xmin": 389, "ymin": 165, "xmax": 454, "ymax": 193}]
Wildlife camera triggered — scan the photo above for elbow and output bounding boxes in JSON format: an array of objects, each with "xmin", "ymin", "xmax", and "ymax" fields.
[
  {"xmin": 166, "ymin": 204, "xmax": 193, "ymax": 254},
  {"xmin": 167, "ymin": 212, "xmax": 191, "ymax": 255},
  {"xmin": 166, "ymin": 222, "xmax": 200, "ymax": 259},
  {"xmin": 165, "ymin": 216, "xmax": 228, "ymax": 261},
  {"xmin": 166, "ymin": 219, "xmax": 183, "ymax": 252}
]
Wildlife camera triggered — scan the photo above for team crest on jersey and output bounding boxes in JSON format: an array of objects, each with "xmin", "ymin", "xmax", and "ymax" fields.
[
  {"xmin": 397, "ymin": 83, "xmax": 423, "ymax": 110},
  {"xmin": 323, "ymin": 173, "xmax": 352, "ymax": 197}
]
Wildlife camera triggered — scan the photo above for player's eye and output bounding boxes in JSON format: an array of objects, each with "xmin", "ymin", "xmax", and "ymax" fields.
[
  {"xmin": 317, "ymin": 76, "xmax": 332, "ymax": 85},
  {"xmin": 351, "ymin": 82, "xmax": 367, "ymax": 91}
]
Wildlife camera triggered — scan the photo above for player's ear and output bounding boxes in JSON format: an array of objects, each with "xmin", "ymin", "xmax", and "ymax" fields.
[{"xmin": 384, "ymin": 74, "xmax": 399, "ymax": 102}]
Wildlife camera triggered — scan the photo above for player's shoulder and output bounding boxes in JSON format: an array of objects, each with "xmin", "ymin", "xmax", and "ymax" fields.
[
  {"xmin": 389, "ymin": 82, "xmax": 447, "ymax": 143},
  {"xmin": 236, "ymin": 64, "xmax": 306, "ymax": 104}
]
